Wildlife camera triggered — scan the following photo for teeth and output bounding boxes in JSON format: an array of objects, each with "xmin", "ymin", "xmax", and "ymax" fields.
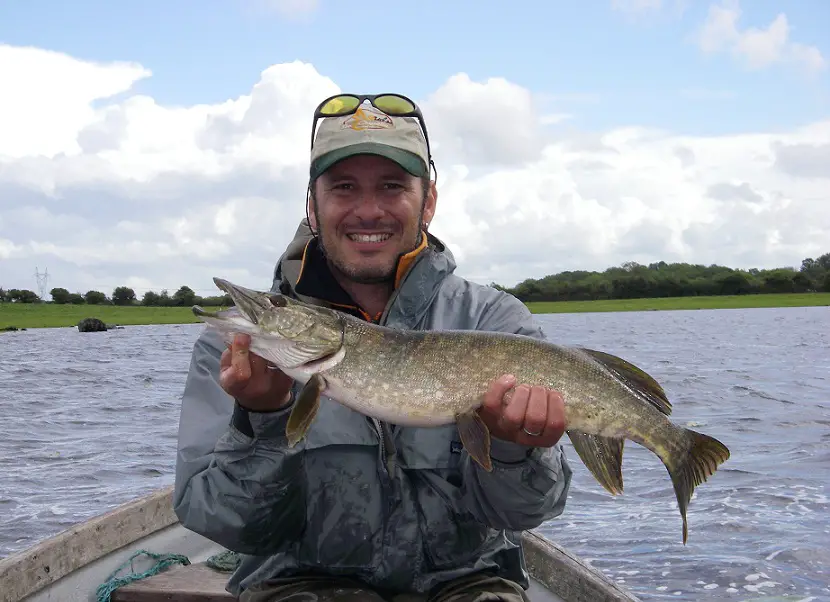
[{"xmin": 349, "ymin": 233, "xmax": 392, "ymax": 243}]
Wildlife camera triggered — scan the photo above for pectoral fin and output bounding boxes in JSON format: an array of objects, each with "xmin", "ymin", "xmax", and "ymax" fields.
[
  {"xmin": 567, "ymin": 431, "xmax": 625, "ymax": 495},
  {"xmin": 285, "ymin": 374, "xmax": 326, "ymax": 447},
  {"xmin": 456, "ymin": 411, "xmax": 493, "ymax": 472}
]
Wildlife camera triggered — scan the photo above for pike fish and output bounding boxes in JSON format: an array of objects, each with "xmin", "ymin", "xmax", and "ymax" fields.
[{"xmin": 193, "ymin": 277, "xmax": 731, "ymax": 544}]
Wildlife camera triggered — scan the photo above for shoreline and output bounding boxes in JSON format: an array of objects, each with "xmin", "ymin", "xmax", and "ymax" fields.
[
  {"xmin": 525, "ymin": 292, "xmax": 830, "ymax": 314},
  {"xmin": 1, "ymin": 292, "xmax": 828, "ymax": 330}
]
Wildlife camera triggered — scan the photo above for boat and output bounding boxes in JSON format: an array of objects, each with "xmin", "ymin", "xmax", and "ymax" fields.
[{"xmin": 0, "ymin": 485, "xmax": 640, "ymax": 602}]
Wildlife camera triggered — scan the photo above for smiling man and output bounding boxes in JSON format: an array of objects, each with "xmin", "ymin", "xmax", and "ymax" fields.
[
  {"xmin": 307, "ymin": 103, "xmax": 435, "ymax": 320},
  {"xmin": 174, "ymin": 93, "xmax": 574, "ymax": 602}
]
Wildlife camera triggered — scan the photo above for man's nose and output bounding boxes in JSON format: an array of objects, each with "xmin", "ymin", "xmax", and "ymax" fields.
[{"xmin": 352, "ymin": 194, "xmax": 385, "ymax": 220}]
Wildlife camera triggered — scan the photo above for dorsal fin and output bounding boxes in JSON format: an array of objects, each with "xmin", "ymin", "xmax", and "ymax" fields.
[{"xmin": 578, "ymin": 347, "xmax": 672, "ymax": 416}]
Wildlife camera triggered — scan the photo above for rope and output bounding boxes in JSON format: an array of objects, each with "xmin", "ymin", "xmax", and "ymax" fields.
[
  {"xmin": 205, "ymin": 549, "xmax": 241, "ymax": 572},
  {"xmin": 95, "ymin": 549, "xmax": 190, "ymax": 602}
]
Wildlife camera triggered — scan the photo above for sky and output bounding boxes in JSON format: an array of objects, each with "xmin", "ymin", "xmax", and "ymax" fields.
[{"xmin": 0, "ymin": 0, "xmax": 828, "ymax": 299}]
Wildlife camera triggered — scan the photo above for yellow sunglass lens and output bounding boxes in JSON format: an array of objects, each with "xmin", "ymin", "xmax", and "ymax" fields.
[
  {"xmin": 374, "ymin": 95, "xmax": 415, "ymax": 114},
  {"xmin": 319, "ymin": 96, "xmax": 360, "ymax": 115}
]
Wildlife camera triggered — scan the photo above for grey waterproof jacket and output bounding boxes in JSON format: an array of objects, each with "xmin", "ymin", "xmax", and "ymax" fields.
[{"xmin": 173, "ymin": 221, "xmax": 573, "ymax": 597}]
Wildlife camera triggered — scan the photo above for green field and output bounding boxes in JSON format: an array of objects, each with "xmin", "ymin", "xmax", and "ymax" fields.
[
  {"xmin": 1, "ymin": 293, "xmax": 828, "ymax": 330},
  {"xmin": 0, "ymin": 304, "xmax": 226, "ymax": 330},
  {"xmin": 525, "ymin": 292, "xmax": 830, "ymax": 314}
]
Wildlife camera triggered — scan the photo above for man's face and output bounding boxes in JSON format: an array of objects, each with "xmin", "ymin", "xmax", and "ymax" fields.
[{"xmin": 310, "ymin": 154, "xmax": 437, "ymax": 285}]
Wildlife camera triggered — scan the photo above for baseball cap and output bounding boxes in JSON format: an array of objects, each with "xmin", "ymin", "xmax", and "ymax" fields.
[{"xmin": 309, "ymin": 102, "xmax": 430, "ymax": 180}]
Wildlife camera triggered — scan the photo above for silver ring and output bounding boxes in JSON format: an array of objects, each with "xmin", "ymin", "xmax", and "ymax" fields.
[{"xmin": 523, "ymin": 427, "xmax": 543, "ymax": 437}]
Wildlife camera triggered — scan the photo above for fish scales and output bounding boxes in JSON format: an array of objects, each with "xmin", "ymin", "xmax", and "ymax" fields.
[{"xmin": 329, "ymin": 319, "xmax": 660, "ymax": 441}]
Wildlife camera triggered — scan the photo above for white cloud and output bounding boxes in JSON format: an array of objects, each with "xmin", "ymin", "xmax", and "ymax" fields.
[
  {"xmin": 0, "ymin": 44, "xmax": 828, "ymax": 300},
  {"xmin": 421, "ymin": 73, "xmax": 549, "ymax": 167},
  {"xmin": 0, "ymin": 238, "xmax": 24, "ymax": 260},
  {"xmin": 696, "ymin": 0, "xmax": 826, "ymax": 75},
  {"xmin": 0, "ymin": 44, "xmax": 151, "ymax": 159}
]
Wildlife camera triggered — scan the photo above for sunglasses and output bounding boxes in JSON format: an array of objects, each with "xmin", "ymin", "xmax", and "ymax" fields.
[{"xmin": 309, "ymin": 93, "xmax": 433, "ymax": 166}]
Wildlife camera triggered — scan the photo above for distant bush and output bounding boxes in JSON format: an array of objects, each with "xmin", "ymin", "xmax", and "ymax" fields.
[
  {"xmin": 503, "ymin": 252, "xmax": 830, "ymax": 303},
  {"xmin": 6, "ymin": 251, "xmax": 826, "ymax": 307}
]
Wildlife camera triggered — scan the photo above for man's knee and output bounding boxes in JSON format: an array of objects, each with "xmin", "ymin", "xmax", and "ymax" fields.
[
  {"xmin": 426, "ymin": 573, "xmax": 529, "ymax": 602},
  {"xmin": 239, "ymin": 575, "xmax": 389, "ymax": 602}
]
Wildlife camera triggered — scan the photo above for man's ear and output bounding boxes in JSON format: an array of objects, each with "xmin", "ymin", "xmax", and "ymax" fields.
[
  {"xmin": 423, "ymin": 179, "xmax": 438, "ymax": 226},
  {"xmin": 306, "ymin": 185, "xmax": 318, "ymax": 230}
]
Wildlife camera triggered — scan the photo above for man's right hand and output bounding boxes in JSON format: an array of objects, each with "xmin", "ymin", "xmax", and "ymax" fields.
[{"xmin": 220, "ymin": 333, "xmax": 294, "ymax": 412}]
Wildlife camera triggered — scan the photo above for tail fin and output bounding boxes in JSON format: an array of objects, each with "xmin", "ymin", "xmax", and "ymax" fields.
[{"xmin": 667, "ymin": 430, "xmax": 730, "ymax": 544}]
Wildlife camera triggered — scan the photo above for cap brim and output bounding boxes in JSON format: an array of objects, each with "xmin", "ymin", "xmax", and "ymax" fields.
[{"xmin": 310, "ymin": 142, "xmax": 427, "ymax": 179}]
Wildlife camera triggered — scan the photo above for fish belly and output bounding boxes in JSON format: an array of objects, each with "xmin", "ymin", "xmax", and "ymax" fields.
[{"xmin": 321, "ymin": 371, "xmax": 464, "ymax": 426}]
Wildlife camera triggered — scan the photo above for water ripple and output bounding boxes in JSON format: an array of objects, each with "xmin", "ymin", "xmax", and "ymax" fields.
[
  {"xmin": 1, "ymin": 307, "xmax": 829, "ymax": 601},
  {"xmin": 534, "ymin": 306, "xmax": 830, "ymax": 601}
]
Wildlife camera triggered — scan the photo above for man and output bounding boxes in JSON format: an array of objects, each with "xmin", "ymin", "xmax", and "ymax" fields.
[{"xmin": 174, "ymin": 93, "xmax": 573, "ymax": 602}]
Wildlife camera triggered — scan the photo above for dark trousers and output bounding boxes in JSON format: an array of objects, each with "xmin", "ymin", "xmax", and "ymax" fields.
[{"xmin": 238, "ymin": 571, "xmax": 531, "ymax": 602}]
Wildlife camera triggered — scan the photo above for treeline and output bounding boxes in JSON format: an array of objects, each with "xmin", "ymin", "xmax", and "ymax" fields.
[
  {"xmin": 493, "ymin": 253, "xmax": 830, "ymax": 303},
  {"xmin": 0, "ymin": 285, "xmax": 231, "ymax": 307},
  {"xmin": 3, "ymin": 252, "xmax": 829, "ymax": 306}
]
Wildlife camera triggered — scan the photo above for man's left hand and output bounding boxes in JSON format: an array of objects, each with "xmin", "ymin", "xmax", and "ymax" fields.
[{"xmin": 478, "ymin": 374, "xmax": 566, "ymax": 448}]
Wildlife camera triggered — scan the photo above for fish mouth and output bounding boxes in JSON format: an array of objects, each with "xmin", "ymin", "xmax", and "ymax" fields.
[
  {"xmin": 191, "ymin": 303, "xmax": 249, "ymax": 327},
  {"xmin": 210, "ymin": 277, "xmax": 275, "ymax": 324},
  {"xmin": 192, "ymin": 305, "xmax": 232, "ymax": 319},
  {"xmin": 192, "ymin": 305, "xmax": 214, "ymax": 317}
]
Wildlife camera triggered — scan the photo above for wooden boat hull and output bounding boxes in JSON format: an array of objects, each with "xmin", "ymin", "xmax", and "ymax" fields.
[{"xmin": 0, "ymin": 485, "xmax": 640, "ymax": 602}]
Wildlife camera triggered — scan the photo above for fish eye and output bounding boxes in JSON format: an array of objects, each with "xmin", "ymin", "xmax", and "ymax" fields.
[{"xmin": 269, "ymin": 294, "xmax": 287, "ymax": 307}]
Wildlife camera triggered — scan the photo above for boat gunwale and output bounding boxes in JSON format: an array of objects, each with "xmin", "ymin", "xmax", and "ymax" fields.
[
  {"xmin": 0, "ymin": 486, "xmax": 177, "ymax": 601},
  {"xmin": 0, "ymin": 484, "xmax": 639, "ymax": 601}
]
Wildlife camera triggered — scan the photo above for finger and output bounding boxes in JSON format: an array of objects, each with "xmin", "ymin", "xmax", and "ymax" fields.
[
  {"xmin": 521, "ymin": 385, "xmax": 549, "ymax": 437},
  {"xmin": 220, "ymin": 347, "xmax": 232, "ymax": 371},
  {"xmin": 267, "ymin": 366, "xmax": 294, "ymax": 400},
  {"xmin": 230, "ymin": 334, "xmax": 252, "ymax": 382},
  {"xmin": 499, "ymin": 384, "xmax": 530, "ymax": 433},
  {"xmin": 219, "ymin": 345, "xmax": 238, "ymax": 391},
  {"xmin": 247, "ymin": 351, "xmax": 270, "ymax": 377},
  {"xmin": 481, "ymin": 374, "xmax": 516, "ymax": 415},
  {"xmin": 544, "ymin": 389, "xmax": 566, "ymax": 442}
]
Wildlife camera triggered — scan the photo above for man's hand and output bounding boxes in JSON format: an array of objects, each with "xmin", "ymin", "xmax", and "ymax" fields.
[
  {"xmin": 220, "ymin": 334, "xmax": 294, "ymax": 412},
  {"xmin": 478, "ymin": 374, "xmax": 566, "ymax": 448}
]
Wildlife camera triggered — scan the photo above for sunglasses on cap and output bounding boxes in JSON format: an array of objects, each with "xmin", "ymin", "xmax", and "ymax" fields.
[{"xmin": 309, "ymin": 93, "xmax": 434, "ymax": 166}]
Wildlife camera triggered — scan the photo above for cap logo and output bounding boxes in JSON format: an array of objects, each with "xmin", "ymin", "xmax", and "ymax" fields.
[{"xmin": 340, "ymin": 105, "xmax": 395, "ymax": 131}]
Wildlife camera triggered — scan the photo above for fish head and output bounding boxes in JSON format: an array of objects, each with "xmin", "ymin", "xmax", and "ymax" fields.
[{"xmin": 192, "ymin": 277, "xmax": 344, "ymax": 363}]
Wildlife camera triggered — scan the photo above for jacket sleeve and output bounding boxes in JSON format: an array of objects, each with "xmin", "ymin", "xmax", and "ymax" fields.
[
  {"xmin": 172, "ymin": 328, "xmax": 307, "ymax": 555},
  {"xmin": 460, "ymin": 292, "xmax": 574, "ymax": 531}
]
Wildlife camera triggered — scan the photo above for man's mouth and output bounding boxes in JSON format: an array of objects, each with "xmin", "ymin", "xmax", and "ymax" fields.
[{"xmin": 347, "ymin": 233, "xmax": 393, "ymax": 243}]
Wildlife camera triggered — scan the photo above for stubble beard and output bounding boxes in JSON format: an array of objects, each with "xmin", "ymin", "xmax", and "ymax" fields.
[{"xmin": 317, "ymin": 219, "xmax": 424, "ymax": 286}]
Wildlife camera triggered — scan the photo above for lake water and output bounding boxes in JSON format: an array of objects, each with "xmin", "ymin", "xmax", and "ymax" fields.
[{"xmin": 1, "ymin": 306, "xmax": 828, "ymax": 601}]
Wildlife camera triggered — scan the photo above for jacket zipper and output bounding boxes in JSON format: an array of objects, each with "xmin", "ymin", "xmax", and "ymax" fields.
[{"xmin": 374, "ymin": 281, "xmax": 415, "ymax": 583}]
